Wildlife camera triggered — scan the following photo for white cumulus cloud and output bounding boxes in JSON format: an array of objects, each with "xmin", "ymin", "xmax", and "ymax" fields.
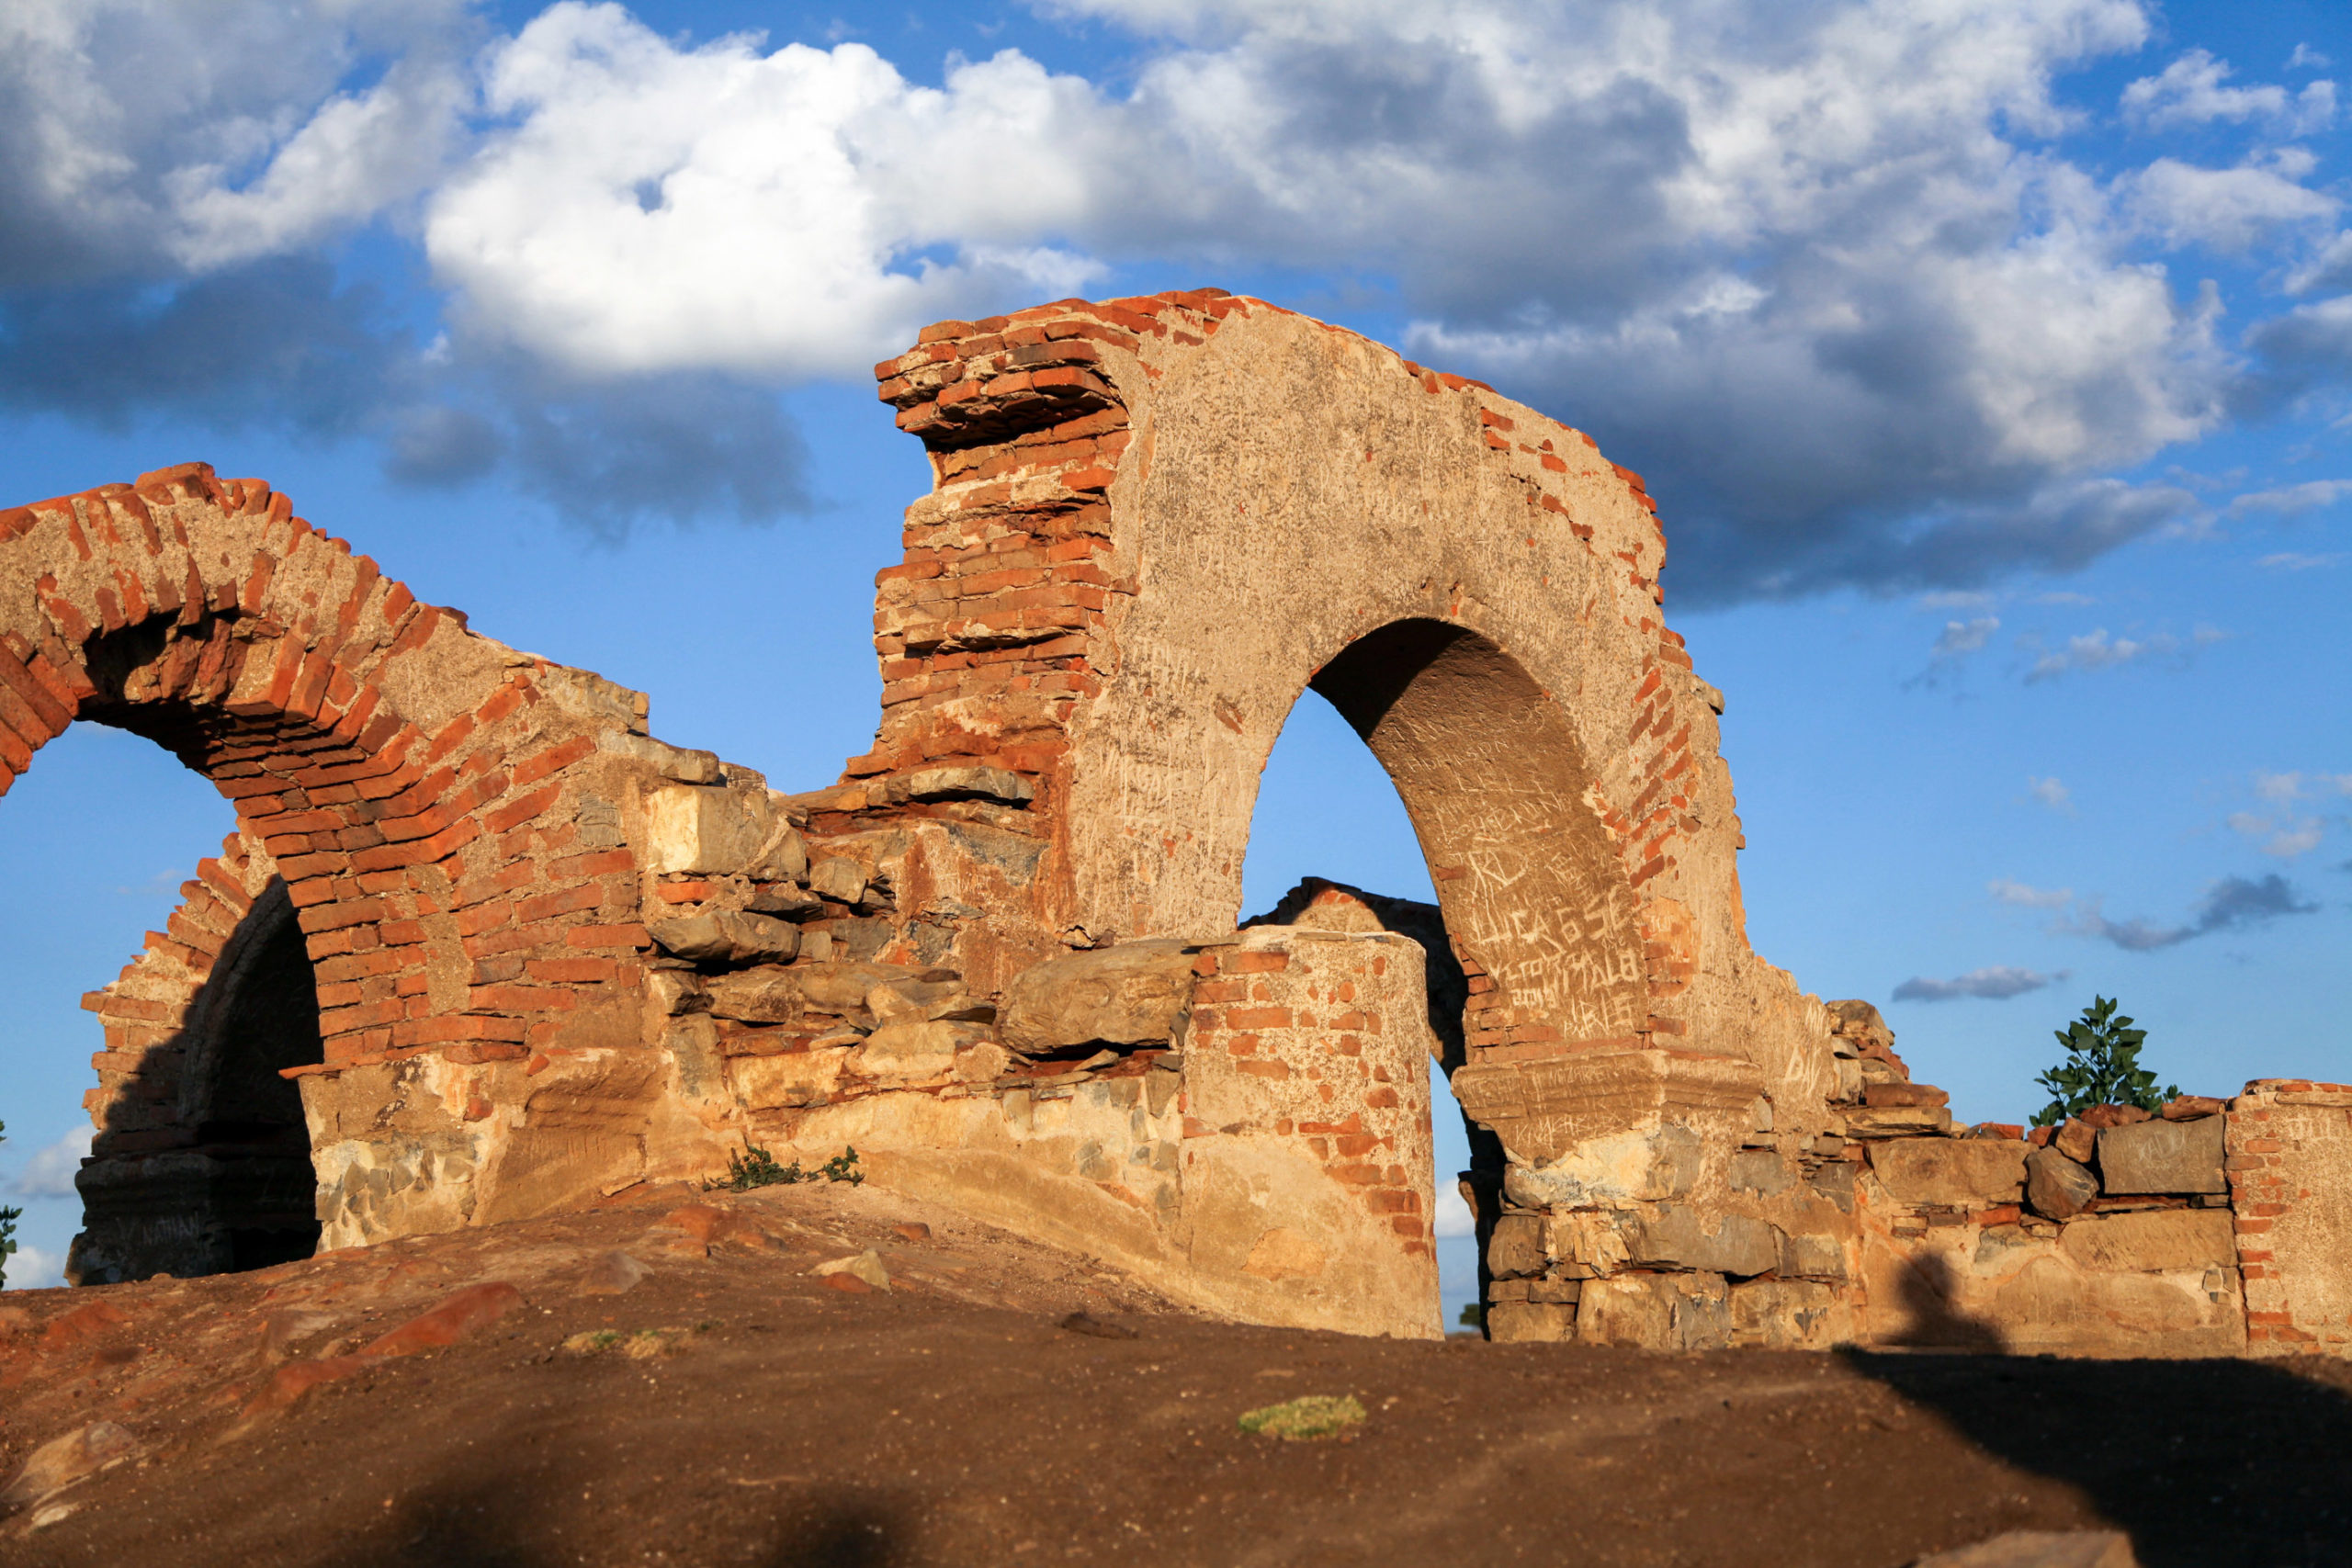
[
  {"xmin": 7, "ymin": 1125, "xmax": 91, "ymax": 1199},
  {"xmin": 425, "ymin": 5, "xmax": 1115, "ymax": 378}
]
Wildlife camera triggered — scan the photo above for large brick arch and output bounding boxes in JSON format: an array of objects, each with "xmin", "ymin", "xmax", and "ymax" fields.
[
  {"xmin": 834, "ymin": 291, "xmax": 1838, "ymax": 1183},
  {"xmin": 0, "ymin": 463, "xmax": 740, "ymax": 1280}
]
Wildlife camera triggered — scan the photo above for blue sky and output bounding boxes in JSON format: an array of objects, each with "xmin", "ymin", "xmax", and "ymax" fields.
[{"xmin": 1, "ymin": 1, "xmax": 2346, "ymax": 1301}]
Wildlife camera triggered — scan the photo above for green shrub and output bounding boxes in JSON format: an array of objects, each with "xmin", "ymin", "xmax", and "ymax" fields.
[
  {"xmin": 704, "ymin": 1142, "xmax": 865, "ymax": 1191},
  {"xmin": 2030, "ymin": 997, "xmax": 2177, "ymax": 1127}
]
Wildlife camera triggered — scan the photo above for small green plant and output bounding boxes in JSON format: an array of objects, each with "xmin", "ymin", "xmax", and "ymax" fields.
[
  {"xmin": 2030, "ymin": 996, "xmax": 2177, "ymax": 1127},
  {"xmin": 704, "ymin": 1142, "xmax": 864, "ymax": 1191},
  {"xmin": 1238, "ymin": 1394, "xmax": 1367, "ymax": 1441},
  {"xmin": 0, "ymin": 1121, "xmax": 18, "ymax": 1290},
  {"xmin": 707, "ymin": 1142, "xmax": 802, "ymax": 1191}
]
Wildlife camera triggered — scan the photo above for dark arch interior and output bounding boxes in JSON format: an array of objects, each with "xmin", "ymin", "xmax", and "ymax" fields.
[{"xmin": 74, "ymin": 874, "xmax": 324, "ymax": 1283}]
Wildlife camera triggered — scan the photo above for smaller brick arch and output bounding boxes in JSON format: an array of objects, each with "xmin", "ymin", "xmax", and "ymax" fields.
[{"xmin": 0, "ymin": 463, "xmax": 721, "ymax": 1279}]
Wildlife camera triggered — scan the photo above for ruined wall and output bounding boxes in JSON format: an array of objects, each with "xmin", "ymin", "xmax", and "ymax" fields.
[{"xmin": 28, "ymin": 300, "xmax": 2352, "ymax": 1361}]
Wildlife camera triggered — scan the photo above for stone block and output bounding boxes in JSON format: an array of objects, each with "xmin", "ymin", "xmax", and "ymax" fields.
[
  {"xmin": 2052, "ymin": 1120, "xmax": 2098, "ymax": 1164},
  {"xmin": 872, "ymin": 766, "xmax": 1035, "ymax": 807},
  {"xmin": 2024, "ymin": 1145, "xmax": 2098, "ymax": 1221},
  {"xmin": 647, "ymin": 911, "xmax": 799, "ymax": 965},
  {"xmin": 1728, "ymin": 1279, "xmax": 1844, "ymax": 1349},
  {"xmin": 2058, "ymin": 1208, "xmax": 2234, "ymax": 1273},
  {"xmin": 853, "ymin": 1021, "xmax": 989, "ymax": 1085},
  {"xmin": 1870, "ymin": 1137, "xmax": 2027, "ymax": 1208},
  {"xmin": 1487, "ymin": 1213, "xmax": 1547, "ymax": 1278},
  {"xmin": 1615, "ymin": 1204, "xmax": 1779, "ymax": 1279},
  {"xmin": 2162, "ymin": 1094, "xmax": 2226, "ymax": 1121},
  {"xmin": 808, "ymin": 857, "xmax": 869, "ymax": 904},
  {"xmin": 2098, "ymin": 1115, "xmax": 2225, "ymax": 1194},
  {"xmin": 1842, "ymin": 1103, "xmax": 1952, "ymax": 1139},
  {"xmin": 1485, "ymin": 1301, "xmax": 1574, "ymax": 1343},
  {"xmin": 999, "ymin": 940, "xmax": 1197, "ymax": 1054},
  {"xmin": 644, "ymin": 784, "xmax": 797, "ymax": 877},
  {"xmin": 1780, "ymin": 1232, "xmax": 1849, "ymax": 1282},
  {"xmin": 1729, "ymin": 1148, "xmax": 1792, "ymax": 1196}
]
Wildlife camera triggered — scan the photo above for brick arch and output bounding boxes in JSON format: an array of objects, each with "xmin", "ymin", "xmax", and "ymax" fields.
[
  {"xmin": 841, "ymin": 292, "xmax": 1833, "ymax": 1152},
  {"xmin": 0, "ymin": 462, "xmax": 697, "ymax": 1278}
]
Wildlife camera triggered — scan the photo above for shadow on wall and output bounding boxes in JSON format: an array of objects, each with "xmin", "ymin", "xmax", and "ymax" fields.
[{"xmin": 1841, "ymin": 1345, "xmax": 2352, "ymax": 1568}]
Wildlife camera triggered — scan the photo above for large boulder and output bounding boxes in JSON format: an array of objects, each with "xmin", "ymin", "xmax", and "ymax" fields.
[
  {"xmin": 999, "ymin": 940, "xmax": 1198, "ymax": 1055},
  {"xmin": 2098, "ymin": 1116, "xmax": 2227, "ymax": 1194}
]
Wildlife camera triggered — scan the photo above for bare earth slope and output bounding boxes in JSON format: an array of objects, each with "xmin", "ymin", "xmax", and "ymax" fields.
[{"xmin": 4, "ymin": 1181, "xmax": 2349, "ymax": 1568}]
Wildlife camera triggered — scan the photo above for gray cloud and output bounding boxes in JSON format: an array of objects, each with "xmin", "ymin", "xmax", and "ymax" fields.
[
  {"xmin": 1894, "ymin": 966, "xmax": 2066, "ymax": 1002},
  {"xmin": 0, "ymin": 258, "xmax": 405, "ymax": 437},
  {"xmin": 1, "ymin": 0, "xmax": 2346, "ymax": 592},
  {"xmin": 2064, "ymin": 873, "xmax": 2320, "ymax": 951}
]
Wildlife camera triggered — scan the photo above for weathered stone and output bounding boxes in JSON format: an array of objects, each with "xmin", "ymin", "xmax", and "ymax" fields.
[
  {"xmin": 1911, "ymin": 1530, "xmax": 2138, "ymax": 1568},
  {"xmin": 2161, "ymin": 1094, "xmax": 2226, "ymax": 1121},
  {"xmin": 1780, "ymin": 1233, "xmax": 1849, "ymax": 1282},
  {"xmin": 1729, "ymin": 1148, "xmax": 1793, "ymax": 1196},
  {"xmin": 2077, "ymin": 1103, "xmax": 2151, "ymax": 1130},
  {"xmin": 1841, "ymin": 1103, "xmax": 1953, "ymax": 1139},
  {"xmin": 1616, "ymin": 1205, "xmax": 1780, "ymax": 1279},
  {"xmin": 648, "ymin": 911, "xmax": 800, "ymax": 965},
  {"xmin": 1486, "ymin": 1213, "xmax": 1547, "ymax": 1278},
  {"xmin": 999, "ymin": 940, "xmax": 1198, "ymax": 1055},
  {"xmin": 872, "ymin": 766, "xmax": 1036, "ymax": 807},
  {"xmin": 1577, "ymin": 1272, "xmax": 1730, "ymax": 1350},
  {"xmin": 2098, "ymin": 1116, "xmax": 2226, "ymax": 1194},
  {"xmin": 2053, "ymin": 1118, "xmax": 2098, "ymax": 1165},
  {"xmin": 747, "ymin": 883, "xmax": 824, "ymax": 918},
  {"xmin": 2024, "ymin": 1145, "xmax": 2099, "ymax": 1221},
  {"xmin": 1728, "ymin": 1279, "xmax": 1845, "ymax": 1349},
  {"xmin": 645, "ymin": 784, "xmax": 801, "ymax": 878},
  {"xmin": 1485, "ymin": 1301, "xmax": 1574, "ymax": 1343},
  {"xmin": 865, "ymin": 977, "xmax": 963, "ymax": 1024},
  {"xmin": 2058, "ymin": 1208, "xmax": 2234, "ymax": 1273},
  {"xmin": 808, "ymin": 857, "xmax": 869, "ymax": 904},
  {"xmin": 854, "ymin": 1020, "xmax": 990, "ymax": 1084},
  {"xmin": 1870, "ymin": 1138, "xmax": 2028, "ymax": 1208},
  {"xmin": 1, "ymin": 1422, "xmax": 136, "ymax": 1506},
  {"xmin": 813, "ymin": 1250, "xmax": 891, "ymax": 1291},
  {"xmin": 580, "ymin": 1250, "xmax": 650, "ymax": 1295}
]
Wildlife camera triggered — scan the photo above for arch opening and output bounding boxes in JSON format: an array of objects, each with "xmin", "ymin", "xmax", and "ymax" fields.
[{"xmin": 1239, "ymin": 618, "xmax": 1641, "ymax": 1333}]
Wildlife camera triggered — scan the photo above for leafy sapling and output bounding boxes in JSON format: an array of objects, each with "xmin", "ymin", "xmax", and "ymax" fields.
[{"xmin": 2030, "ymin": 996, "xmax": 2177, "ymax": 1127}]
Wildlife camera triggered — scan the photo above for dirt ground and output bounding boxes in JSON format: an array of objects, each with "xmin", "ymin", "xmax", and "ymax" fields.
[{"xmin": 4, "ymin": 1179, "xmax": 2349, "ymax": 1568}]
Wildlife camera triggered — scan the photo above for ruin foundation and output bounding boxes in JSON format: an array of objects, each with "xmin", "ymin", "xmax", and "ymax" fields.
[{"xmin": 14, "ymin": 290, "xmax": 2346, "ymax": 1355}]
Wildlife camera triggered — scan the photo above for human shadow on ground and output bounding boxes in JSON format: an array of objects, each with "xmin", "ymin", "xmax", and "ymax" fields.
[
  {"xmin": 1842, "ymin": 1343, "xmax": 2352, "ymax": 1568},
  {"xmin": 327, "ymin": 1477, "xmax": 912, "ymax": 1568}
]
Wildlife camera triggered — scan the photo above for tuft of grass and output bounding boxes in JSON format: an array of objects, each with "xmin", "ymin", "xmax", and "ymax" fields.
[
  {"xmin": 1238, "ymin": 1394, "xmax": 1366, "ymax": 1442},
  {"xmin": 561, "ymin": 1326, "xmax": 697, "ymax": 1359},
  {"xmin": 705, "ymin": 1143, "xmax": 864, "ymax": 1191}
]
